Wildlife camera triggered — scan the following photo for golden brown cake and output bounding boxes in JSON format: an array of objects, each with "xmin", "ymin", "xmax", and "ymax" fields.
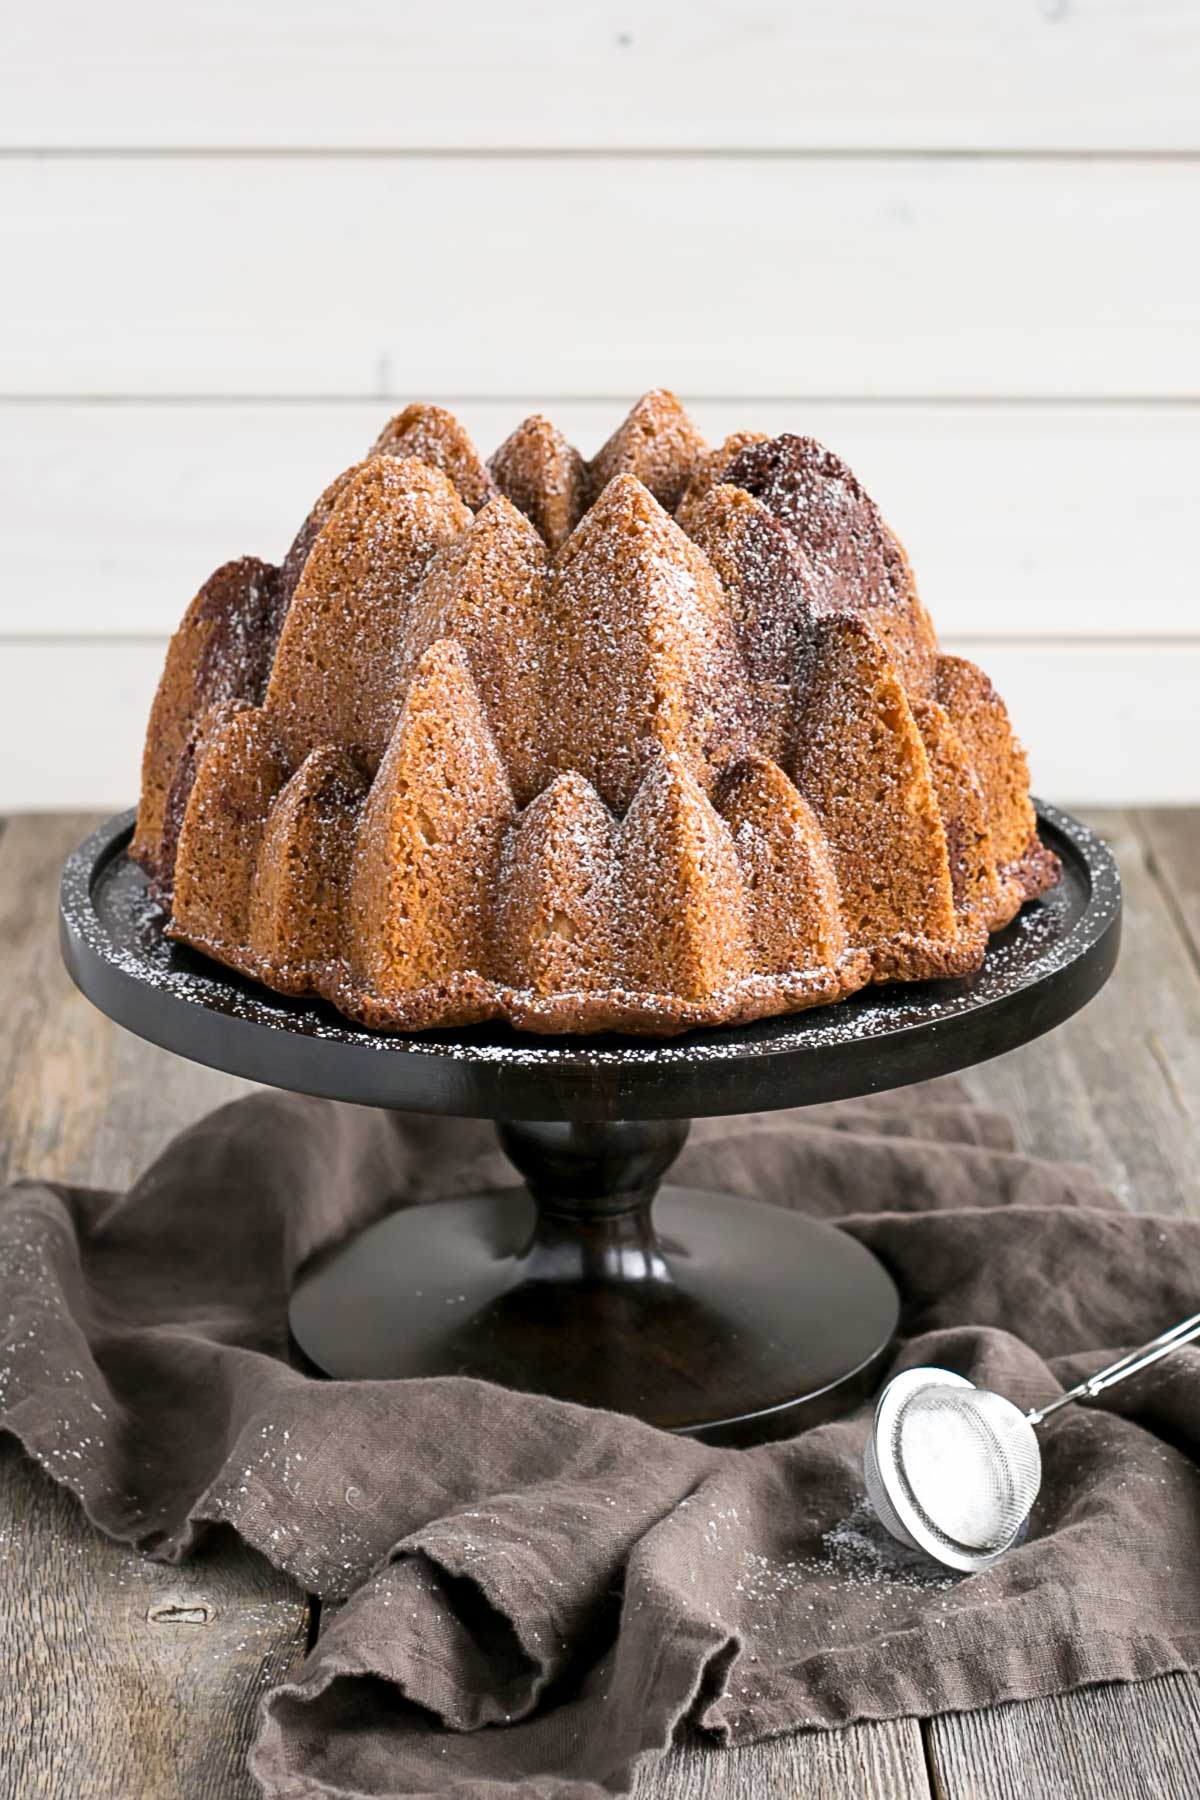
[{"xmin": 133, "ymin": 391, "xmax": 1059, "ymax": 1035}]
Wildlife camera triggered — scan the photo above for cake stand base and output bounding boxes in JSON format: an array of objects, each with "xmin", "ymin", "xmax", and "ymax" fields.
[{"xmin": 288, "ymin": 1119, "xmax": 899, "ymax": 1444}]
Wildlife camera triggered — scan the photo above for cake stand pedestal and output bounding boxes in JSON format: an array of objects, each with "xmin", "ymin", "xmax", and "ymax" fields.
[{"xmin": 60, "ymin": 803, "xmax": 1120, "ymax": 1444}]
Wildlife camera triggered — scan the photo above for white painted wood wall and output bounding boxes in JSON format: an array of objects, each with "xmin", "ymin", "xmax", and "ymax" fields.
[{"xmin": 2, "ymin": 2, "xmax": 1198, "ymax": 807}]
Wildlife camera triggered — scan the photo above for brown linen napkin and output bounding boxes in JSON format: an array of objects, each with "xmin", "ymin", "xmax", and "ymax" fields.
[{"xmin": 1, "ymin": 1082, "xmax": 1198, "ymax": 1799}]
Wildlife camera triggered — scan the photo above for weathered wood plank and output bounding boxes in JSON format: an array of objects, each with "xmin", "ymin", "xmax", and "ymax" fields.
[
  {"xmin": 1139, "ymin": 809, "xmax": 1200, "ymax": 973},
  {"xmin": 641, "ymin": 1723, "xmax": 930, "ymax": 1799},
  {"xmin": 0, "ymin": 814, "xmax": 304, "ymax": 1798},
  {"xmin": 926, "ymin": 1676, "xmax": 1200, "ymax": 1800},
  {"xmin": 0, "ymin": 1445, "xmax": 308, "ymax": 1800},
  {"xmin": 0, "ymin": 812, "xmax": 118, "ymax": 1190},
  {"xmin": 0, "ymin": 814, "xmax": 250, "ymax": 1190},
  {"xmin": 962, "ymin": 810, "xmax": 1200, "ymax": 1219}
]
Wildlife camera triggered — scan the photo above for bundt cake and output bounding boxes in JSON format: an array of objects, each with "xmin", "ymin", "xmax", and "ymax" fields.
[{"xmin": 133, "ymin": 391, "xmax": 1059, "ymax": 1035}]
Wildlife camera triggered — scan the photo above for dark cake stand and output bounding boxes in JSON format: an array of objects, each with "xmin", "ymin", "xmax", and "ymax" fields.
[{"xmin": 60, "ymin": 803, "xmax": 1119, "ymax": 1445}]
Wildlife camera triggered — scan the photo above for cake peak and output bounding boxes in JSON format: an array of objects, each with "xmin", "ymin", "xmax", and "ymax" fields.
[
  {"xmin": 370, "ymin": 404, "xmax": 496, "ymax": 511},
  {"xmin": 588, "ymin": 389, "xmax": 708, "ymax": 512}
]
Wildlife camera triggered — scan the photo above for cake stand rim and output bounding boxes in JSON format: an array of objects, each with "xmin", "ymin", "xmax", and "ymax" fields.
[{"xmin": 59, "ymin": 802, "xmax": 1121, "ymax": 1122}]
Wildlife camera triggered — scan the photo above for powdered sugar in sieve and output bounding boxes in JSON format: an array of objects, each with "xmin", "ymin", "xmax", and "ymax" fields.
[{"xmin": 865, "ymin": 1310, "xmax": 1199, "ymax": 1573}]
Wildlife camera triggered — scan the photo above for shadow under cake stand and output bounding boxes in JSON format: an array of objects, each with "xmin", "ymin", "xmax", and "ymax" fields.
[{"xmin": 60, "ymin": 802, "xmax": 1120, "ymax": 1446}]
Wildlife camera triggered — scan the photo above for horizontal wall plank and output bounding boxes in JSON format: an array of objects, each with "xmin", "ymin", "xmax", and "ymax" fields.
[
  {"xmin": 1, "ymin": 643, "xmax": 164, "ymax": 811},
  {"xmin": 975, "ymin": 643, "xmax": 1200, "ymax": 806},
  {"xmin": 5, "ymin": 3, "xmax": 1199, "ymax": 151},
  {"xmin": 3, "ymin": 401, "xmax": 1195, "ymax": 640},
  {"xmin": 1, "ymin": 640, "xmax": 1195, "ymax": 811},
  {"xmin": 5, "ymin": 158, "xmax": 1198, "ymax": 399}
]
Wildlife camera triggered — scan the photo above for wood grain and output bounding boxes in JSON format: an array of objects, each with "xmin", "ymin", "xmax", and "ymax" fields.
[
  {"xmin": 0, "ymin": 815, "xmax": 248, "ymax": 1189},
  {"xmin": 637, "ymin": 1721, "xmax": 931, "ymax": 1799},
  {"xmin": 5, "ymin": 399, "xmax": 1197, "ymax": 640},
  {"xmin": 4, "ymin": 1, "xmax": 1198, "ymax": 151},
  {"xmin": 926, "ymin": 1675, "xmax": 1200, "ymax": 1800},
  {"xmin": 0, "ymin": 1445, "xmax": 308, "ymax": 1800},
  {"xmin": 0, "ymin": 814, "xmax": 117, "ymax": 1189},
  {"xmin": 962, "ymin": 811, "xmax": 1200, "ymax": 1218},
  {"xmin": 1139, "ymin": 810, "xmax": 1200, "ymax": 973},
  {"xmin": 5, "ymin": 158, "xmax": 1199, "ymax": 399}
]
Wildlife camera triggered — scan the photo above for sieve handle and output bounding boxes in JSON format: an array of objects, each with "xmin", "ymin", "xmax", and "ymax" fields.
[{"xmin": 1027, "ymin": 1311, "xmax": 1200, "ymax": 1425}]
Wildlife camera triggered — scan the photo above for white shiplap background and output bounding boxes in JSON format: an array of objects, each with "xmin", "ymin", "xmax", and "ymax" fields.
[{"xmin": 2, "ymin": 2, "xmax": 1198, "ymax": 808}]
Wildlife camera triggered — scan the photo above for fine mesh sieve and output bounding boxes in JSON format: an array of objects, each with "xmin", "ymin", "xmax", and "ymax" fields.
[
  {"xmin": 865, "ymin": 1310, "xmax": 1200, "ymax": 1573},
  {"xmin": 894, "ymin": 1385, "xmax": 1040, "ymax": 1554}
]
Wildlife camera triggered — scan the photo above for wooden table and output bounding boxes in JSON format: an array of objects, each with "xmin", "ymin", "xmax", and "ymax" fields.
[{"xmin": 2, "ymin": 810, "xmax": 1198, "ymax": 1800}]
